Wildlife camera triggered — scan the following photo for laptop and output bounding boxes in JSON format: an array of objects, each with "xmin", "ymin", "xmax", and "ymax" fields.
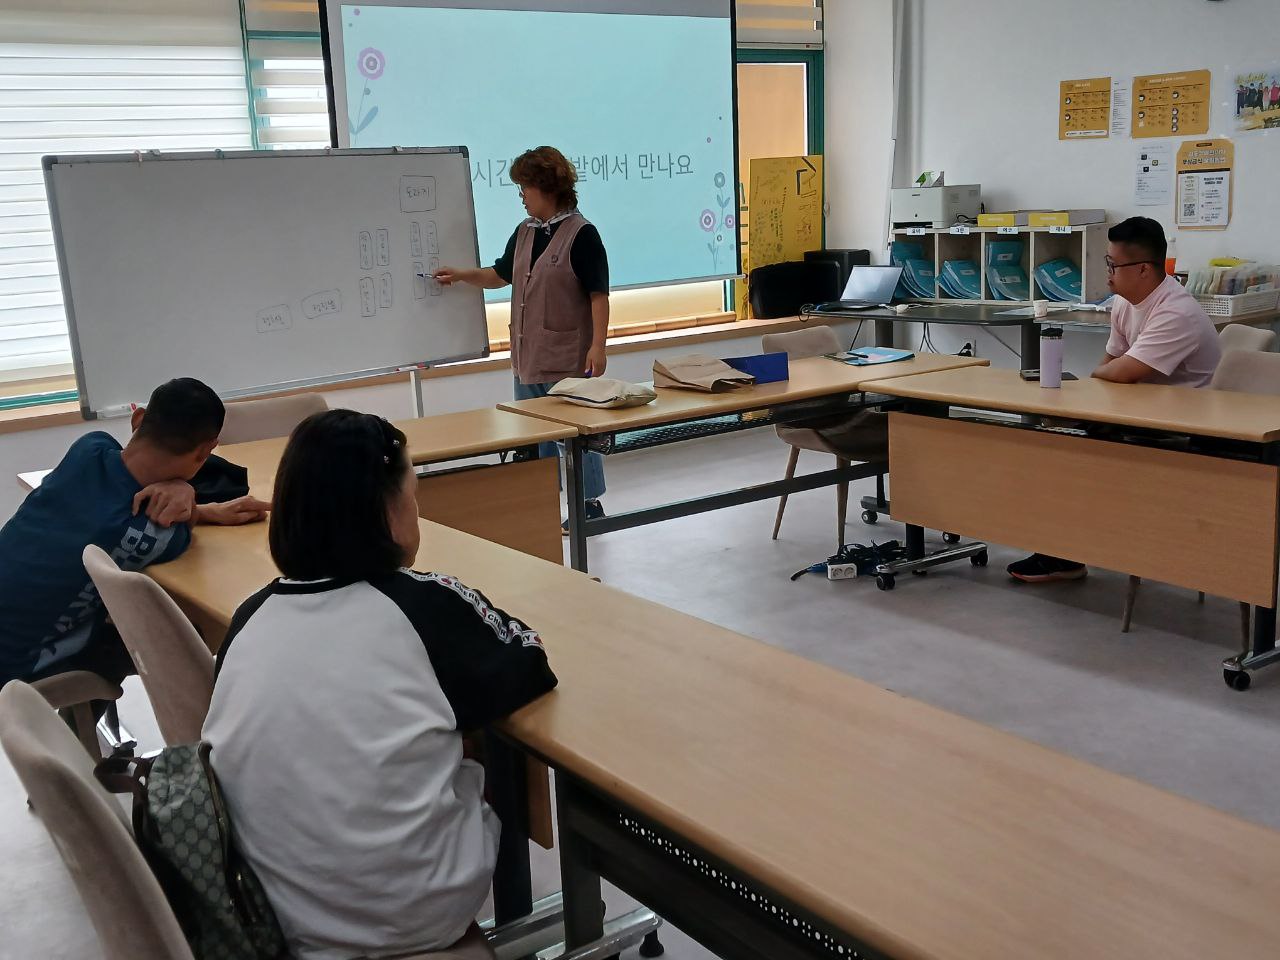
[{"xmin": 811, "ymin": 265, "xmax": 903, "ymax": 312}]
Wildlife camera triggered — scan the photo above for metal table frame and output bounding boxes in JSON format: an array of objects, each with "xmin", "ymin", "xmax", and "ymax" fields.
[
  {"xmin": 554, "ymin": 770, "xmax": 893, "ymax": 960},
  {"xmin": 874, "ymin": 401, "xmax": 1280, "ymax": 689},
  {"xmin": 562, "ymin": 391, "xmax": 891, "ymax": 573},
  {"xmin": 803, "ymin": 305, "xmax": 1042, "ymax": 369}
]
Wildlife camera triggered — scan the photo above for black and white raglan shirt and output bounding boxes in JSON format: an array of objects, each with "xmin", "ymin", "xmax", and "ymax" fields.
[{"xmin": 202, "ymin": 569, "xmax": 558, "ymax": 960}]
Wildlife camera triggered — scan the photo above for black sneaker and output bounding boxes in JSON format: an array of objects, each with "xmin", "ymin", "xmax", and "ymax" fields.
[
  {"xmin": 1007, "ymin": 553, "xmax": 1088, "ymax": 583},
  {"xmin": 562, "ymin": 499, "xmax": 605, "ymax": 535}
]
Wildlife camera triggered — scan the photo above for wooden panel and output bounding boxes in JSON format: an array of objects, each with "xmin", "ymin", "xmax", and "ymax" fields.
[
  {"xmin": 219, "ymin": 407, "xmax": 579, "ymax": 500},
  {"xmin": 889, "ymin": 413, "xmax": 1280, "ymax": 605},
  {"xmin": 149, "ymin": 516, "xmax": 1280, "ymax": 959},
  {"xmin": 498, "ymin": 354, "xmax": 988, "ymax": 434},
  {"xmin": 873, "ymin": 366, "xmax": 1280, "ymax": 442},
  {"xmin": 417, "ymin": 458, "xmax": 562, "ymax": 566}
]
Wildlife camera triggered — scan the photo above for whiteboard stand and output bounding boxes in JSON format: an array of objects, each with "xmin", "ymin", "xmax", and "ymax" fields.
[{"xmin": 409, "ymin": 367, "xmax": 426, "ymax": 419}]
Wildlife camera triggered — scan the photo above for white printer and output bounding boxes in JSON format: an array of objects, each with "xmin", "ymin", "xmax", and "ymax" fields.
[{"xmin": 890, "ymin": 184, "xmax": 982, "ymax": 228}]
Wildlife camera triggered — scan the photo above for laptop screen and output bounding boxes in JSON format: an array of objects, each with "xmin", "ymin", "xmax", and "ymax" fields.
[{"xmin": 840, "ymin": 265, "xmax": 903, "ymax": 302}]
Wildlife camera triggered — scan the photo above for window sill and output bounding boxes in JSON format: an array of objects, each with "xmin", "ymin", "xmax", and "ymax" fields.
[{"xmin": 0, "ymin": 313, "xmax": 823, "ymax": 437}]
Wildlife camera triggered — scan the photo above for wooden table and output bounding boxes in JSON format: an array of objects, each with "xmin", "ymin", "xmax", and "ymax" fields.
[
  {"xmin": 499, "ymin": 354, "xmax": 988, "ymax": 571},
  {"xmin": 224, "ymin": 407, "xmax": 575, "ymax": 567},
  {"xmin": 871, "ymin": 366, "xmax": 1280, "ymax": 687},
  {"xmin": 147, "ymin": 514, "xmax": 1280, "ymax": 959}
]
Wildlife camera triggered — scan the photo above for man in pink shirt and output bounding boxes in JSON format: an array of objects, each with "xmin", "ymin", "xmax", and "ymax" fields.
[{"xmin": 1008, "ymin": 216, "xmax": 1221, "ymax": 583}]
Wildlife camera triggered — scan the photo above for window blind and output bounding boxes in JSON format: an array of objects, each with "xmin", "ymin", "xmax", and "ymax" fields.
[{"xmin": 0, "ymin": 32, "xmax": 251, "ymax": 379}]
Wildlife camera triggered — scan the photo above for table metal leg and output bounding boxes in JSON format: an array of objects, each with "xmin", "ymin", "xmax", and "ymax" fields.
[
  {"xmin": 874, "ymin": 318, "xmax": 895, "ymax": 349},
  {"xmin": 1224, "ymin": 605, "xmax": 1280, "ymax": 689},
  {"xmin": 565, "ymin": 437, "xmax": 589, "ymax": 573},
  {"xmin": 556, "ymin": 775, "xmax": 605, "ymax": 949},
  {"xmin": 486, "ymin": 732, "xmax": 533, "ymax": 925},
  {"xmin": 1020, "ymin": 321, "xmax": 1040, "ymax": 369}
]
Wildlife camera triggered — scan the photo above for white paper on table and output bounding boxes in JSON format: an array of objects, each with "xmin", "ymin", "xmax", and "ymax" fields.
[
  {"xmin": 1134, "ymin": 143, "xmax": 1173, "ymax": 206},
  {"xmin": 1110, "ymin": 80, "xmax": 1131, "ymax": 137}
]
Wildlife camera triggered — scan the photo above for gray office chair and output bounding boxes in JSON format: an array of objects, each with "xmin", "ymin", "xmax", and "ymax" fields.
[
  {"xmin": 219, "ymin": 392, "xmax": 328, "ymax": 445},
  {"xmin": 762, "ymin": 325, "xmax": 888, "ymax": 545},
  {"xmin": 1217, "ymin": 323, "xmax": 1276, "ymax": 355},
  {"xmin": 1122, "ymin": 349, "xmax": 1280, "ymax": 638}
]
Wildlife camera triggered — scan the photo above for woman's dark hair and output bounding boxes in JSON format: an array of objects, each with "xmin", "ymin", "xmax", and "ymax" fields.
[
  {"xmin": 269, "ymin": 409, "xmax": 410, "ymax": 582},
  {"xmin": 510, "ymin": 146, "xmax": 578, "ymax": 210}
]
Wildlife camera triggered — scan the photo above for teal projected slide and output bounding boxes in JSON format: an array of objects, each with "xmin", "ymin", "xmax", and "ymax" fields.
[{"xmin": 329, "ymin": 2, "xmax": 738, "ymax": 291}]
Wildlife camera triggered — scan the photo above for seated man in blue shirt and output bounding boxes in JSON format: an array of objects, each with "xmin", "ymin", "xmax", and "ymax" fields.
[{"xmin": 0, "ymin": 377, "xmax": 269, "ymax": 688}]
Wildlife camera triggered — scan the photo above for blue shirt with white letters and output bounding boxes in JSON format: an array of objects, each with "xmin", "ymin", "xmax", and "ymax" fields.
[{"xmin": 0, "ymin": 432, "xmax": 190, "ymax": 682}]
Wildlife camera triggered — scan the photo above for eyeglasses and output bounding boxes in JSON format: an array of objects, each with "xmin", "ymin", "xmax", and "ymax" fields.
[{"xmin": 1105, "ymin": 256, "xmax": 1160, "ymax": 275}]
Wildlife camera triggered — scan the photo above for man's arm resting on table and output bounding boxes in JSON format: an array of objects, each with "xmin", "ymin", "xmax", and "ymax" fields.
[{"xmin": 1092, "ymin": 351, "xmax": 1159, "ymax": 384}]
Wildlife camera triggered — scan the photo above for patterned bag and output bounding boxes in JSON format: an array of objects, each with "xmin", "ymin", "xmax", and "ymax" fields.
[{"xmin": 96, "ymin": 742, "xmax": 287, "ymax": 960}]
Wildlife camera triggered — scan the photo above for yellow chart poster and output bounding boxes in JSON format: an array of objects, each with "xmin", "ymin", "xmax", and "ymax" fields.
[
  {"xmin": 738, "ymin": 155, "xmax": 824, "ymax": 318},
  {"xmin": 1060, "ymin": 77, "xmax": 1111, "ymax": 139},
  {"xmin": 1176, "ymin": 138, "xmax": 1234, "ymax": 230},
  {"xmin": 1132, "ymin": 69, "xmax": 1211, "ymax": 138}
]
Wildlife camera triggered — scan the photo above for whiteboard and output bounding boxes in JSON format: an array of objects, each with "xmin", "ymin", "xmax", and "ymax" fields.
[{"xmin": 44, "ymin": 148, "xmax": 488, "ymax": 417}]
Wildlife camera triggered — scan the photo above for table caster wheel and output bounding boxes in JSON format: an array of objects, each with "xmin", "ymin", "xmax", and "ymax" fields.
[
  {"xmin": 1224, "ymin": 668, "xmax": 1251, "ymax": 691},
  {"xmin": 876, "ymin": 573, "xmax": 895, "ymax": 591},
  {"xmin": 639, "ymin": 931, "xmax": 665, "ymax": 957},
  {"xmin": 970, "ymin": 550, "xmax": 988, "ymax": 567},
  {"xmin": 862, "ymin": 509, "xmax": 879, "ymax": 524},
  {"xmin": 942, "ymin": 532, "xmax": 960, "ymax": 544}
]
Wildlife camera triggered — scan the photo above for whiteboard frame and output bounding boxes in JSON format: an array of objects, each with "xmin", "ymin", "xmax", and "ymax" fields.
[
  {"xmin": 318, "ymin": 0, "xmax": 744, "ymax": 288},
  {"xmin": 43, "ymin": 146, "xmax": 488, "ymax": 419}
]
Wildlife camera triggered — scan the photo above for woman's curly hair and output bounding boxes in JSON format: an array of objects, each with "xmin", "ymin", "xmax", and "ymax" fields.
[{"xmin": 510, "ymin": 146, "xmax": 578, "ymax": 210}]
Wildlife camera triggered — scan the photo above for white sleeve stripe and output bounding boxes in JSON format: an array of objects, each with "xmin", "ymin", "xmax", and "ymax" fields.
[{"xmin": 402, "ymin": 570, "xmax": 545, "ymax": 649}]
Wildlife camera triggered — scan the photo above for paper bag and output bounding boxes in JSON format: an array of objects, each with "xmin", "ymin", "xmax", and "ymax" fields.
[
  {"xmin": 548, "ymin": 377, "xmax": 657, "ymax": 408},
  {"xmin": 652, "ymin": 354, "xmax": 756, "ymax": 392}
]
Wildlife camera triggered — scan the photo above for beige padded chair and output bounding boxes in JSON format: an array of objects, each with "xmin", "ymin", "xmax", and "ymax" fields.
[
  {"xmin": 219, "ymin": 393, "xmax": 328, "ymax": 445},
  {"xmin": 82, "ymin": 544, "xmax": 213, "ymax": 745},
  {"xmin": 1123, "ymin": 349, "xmax": 1280, "ymax": 637},
  {"xmin": 762, "ymin": 325, "xmax": 888, "ymax": 545},
  {"xmin": 1217, "ymin": 322, "xmax": 1276, "ymax": 355},
  {"xmin": 1, "ymin": 679, "xmax": 496, "ymax": 960},
  {"xmin": 0, "ymin": 680, "xmax": 196, "ymax": 960},
  {"xmin": 29, "ymin": 670, "xmax": 122, "ymax": 757}
]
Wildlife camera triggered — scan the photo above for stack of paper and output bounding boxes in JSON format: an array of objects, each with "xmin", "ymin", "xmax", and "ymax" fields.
[
  {"xmin": 985, "ymin": 240, "xmax": 1030, "ymax": 301},
  {"xmin": 1033, "ymin": 258, "xmax": 1084, "ymax": 302},
  {"xmin": 939, "ymin": 259, "xmax": 982, "ymax": 299},
  {"xmin": 890, "ymin": 242, "xmax": 935, "ymax": 299}
]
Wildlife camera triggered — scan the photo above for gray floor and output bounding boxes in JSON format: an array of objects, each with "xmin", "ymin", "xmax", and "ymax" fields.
[{"xmin": 5, "ymin": 428, "xmax": 1280, "ymax": 960}]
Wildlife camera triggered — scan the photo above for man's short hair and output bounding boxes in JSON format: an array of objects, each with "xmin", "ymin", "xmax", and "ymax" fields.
[
  {"xmin": 134, "ymin": 378, "xmax": 225, "ymax": 454},
  {"xmin": 1108, "ymin": 216, "xmax": 1168, "ymax": 266}
]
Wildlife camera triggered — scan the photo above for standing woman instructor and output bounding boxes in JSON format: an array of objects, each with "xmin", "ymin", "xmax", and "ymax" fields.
[{"xmin": 436, "ymin": 146, "xmax": 610, "ymax": 522}]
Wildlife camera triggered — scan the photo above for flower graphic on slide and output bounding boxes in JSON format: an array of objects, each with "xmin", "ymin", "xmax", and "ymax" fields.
[
  {"xmin": 349, "ymin": 47, "xmax": 386, "ymax": 145},
  {"xmin": 357, "ymin": 47, "xmax": 385, "ymax": 80},
  {"xmin": 702, "ymin": 171, "xmax": 734, "ymax": 271}
]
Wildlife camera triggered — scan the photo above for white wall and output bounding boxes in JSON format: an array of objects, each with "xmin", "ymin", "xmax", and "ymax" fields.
[
  {"xmin": 825, "ymin": 0, "xmax": 1280, "ymax": 366},
  {"xmin": 0, "ymin": 318, "xmax": 869, "ymax": 522}
]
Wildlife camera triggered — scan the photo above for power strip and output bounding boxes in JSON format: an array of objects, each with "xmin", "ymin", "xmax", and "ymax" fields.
[{"xmin": 827, "ymin": 563, "xmax": 860, "ymax": 580}]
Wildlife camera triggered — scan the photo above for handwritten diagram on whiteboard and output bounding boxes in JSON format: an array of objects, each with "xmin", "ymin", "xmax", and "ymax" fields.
[{"xmin": 44, "ymin": 148, "xmax": 488, "ymax": 417}]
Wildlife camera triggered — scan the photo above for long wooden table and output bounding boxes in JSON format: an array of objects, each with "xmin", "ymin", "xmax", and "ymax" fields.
[
  {"xmin": 499, "ymin": 354, "xmax": 988, "ymax": 571},
  {"xmin": 146, "ymin": 515, "xmax": 1280, "ymax": 959},
  {"xmin": 222, "ymin": 407, "xmax": 574, "ymax": 567},
  {"xmin": 870, "ymin": 366, "xmax": 1280, "ymax": 687}
]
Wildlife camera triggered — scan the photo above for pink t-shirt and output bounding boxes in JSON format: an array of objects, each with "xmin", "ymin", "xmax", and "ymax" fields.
[{"xmin": 1106, "ymin": 275, "xmax": 1221, "ymax": 387}]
